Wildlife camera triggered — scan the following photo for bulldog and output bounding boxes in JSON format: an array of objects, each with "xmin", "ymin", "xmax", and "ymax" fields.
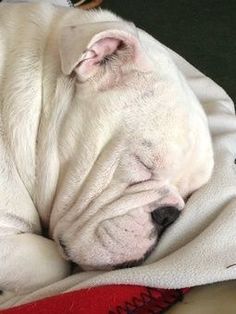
[{"xmin": 0, "ymin": 2, "xmax": 213, "ymax": 294}]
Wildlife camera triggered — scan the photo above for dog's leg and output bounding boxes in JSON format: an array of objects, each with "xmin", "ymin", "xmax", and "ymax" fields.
[
  {"xmin": 0, "ymin": 233, "xmax": 70, "ymax": 294},
  {"xmin": 0, "ymin": 139, "xmax": 70, "ymax": 294}
]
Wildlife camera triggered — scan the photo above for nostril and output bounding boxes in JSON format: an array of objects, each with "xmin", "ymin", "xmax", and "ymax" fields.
[{"xmin": 151, "ymin": 206, "xmax": 180, "ymax": 228}]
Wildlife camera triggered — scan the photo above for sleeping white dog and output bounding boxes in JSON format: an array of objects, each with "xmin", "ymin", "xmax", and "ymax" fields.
[{"xmin": 0, "ymin": 2, "xmax": 213, "ymax": 294}]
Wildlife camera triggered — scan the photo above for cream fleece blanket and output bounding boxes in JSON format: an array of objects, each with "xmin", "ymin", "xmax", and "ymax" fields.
[{"xmin": 1, "ymin": 19, "xmax": 236, "ymax": 312}]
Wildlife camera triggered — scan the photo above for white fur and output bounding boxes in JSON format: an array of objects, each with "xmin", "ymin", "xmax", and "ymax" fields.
[{"xmin": 0, "ymin": 3, "xmax": 213, "ymax": 293}]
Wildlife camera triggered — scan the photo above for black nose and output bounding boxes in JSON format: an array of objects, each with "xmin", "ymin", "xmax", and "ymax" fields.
[{"xmin": 151, "ymin": 206, "xmax": 180, "ymax": 228}]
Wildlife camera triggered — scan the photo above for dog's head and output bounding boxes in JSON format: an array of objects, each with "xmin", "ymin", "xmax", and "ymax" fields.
[{"xmin": 47, "ymin": 18, "xmax": 211, "ymax": 270}]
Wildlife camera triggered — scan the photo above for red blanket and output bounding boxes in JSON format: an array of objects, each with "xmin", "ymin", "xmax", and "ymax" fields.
[{"xmin": 0, "ymin": 285, "xmax": 189, "ymax": 313}]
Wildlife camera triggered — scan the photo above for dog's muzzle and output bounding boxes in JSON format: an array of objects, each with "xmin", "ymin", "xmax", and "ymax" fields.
[{"xmin": 57, "ymin": 206, "xmax": 180, "ymax": 270}]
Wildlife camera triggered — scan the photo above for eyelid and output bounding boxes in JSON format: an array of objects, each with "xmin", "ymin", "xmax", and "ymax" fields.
[
  {"xmin": 126, "ymin": 155, "xmax": 153, "ymax": 186},
  {"xmin": 134, "ymin": 155, "xmax": 153, "ymax": 171}
]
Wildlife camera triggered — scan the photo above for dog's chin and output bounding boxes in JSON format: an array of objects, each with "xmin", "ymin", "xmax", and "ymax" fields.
[{"xmin": 73, "ymin": 238, "xmax": 158, "ymax": 272}]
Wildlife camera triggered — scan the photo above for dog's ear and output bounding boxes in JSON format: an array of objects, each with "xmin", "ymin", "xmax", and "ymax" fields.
[{"xmin": 59, "ymin": 21, "xmax": 151, "ymax": 83}]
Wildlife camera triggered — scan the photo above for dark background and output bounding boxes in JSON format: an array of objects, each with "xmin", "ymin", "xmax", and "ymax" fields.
[{"xmin": 99, "ymin": 0, "xmax": 235, "ymax": 105}]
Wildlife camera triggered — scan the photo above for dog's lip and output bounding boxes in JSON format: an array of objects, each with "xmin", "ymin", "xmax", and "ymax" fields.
[
  {"xmin": 78, "ymin": 248, "xmax": 156, "ymax": 271},
  {"xmin": 78, "ymin": 236, "xmax": 159, "ymax": 271}
]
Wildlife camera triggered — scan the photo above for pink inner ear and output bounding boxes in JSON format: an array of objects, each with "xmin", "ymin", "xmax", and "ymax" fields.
[
  {"xmin": 77, "ymin": 37, "xmax": 121, "ymax": 78},
  {"xmin": 90, "ymin": 37, "xmax": 121, "ymax": 61}
]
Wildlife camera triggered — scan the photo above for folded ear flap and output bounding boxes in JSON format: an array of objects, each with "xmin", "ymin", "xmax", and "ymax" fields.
[{"xmin": 59, "ymin": 21, "xmax": 151, "ymax": 82}]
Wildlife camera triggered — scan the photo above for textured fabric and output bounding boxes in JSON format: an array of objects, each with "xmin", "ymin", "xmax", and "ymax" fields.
[{"xmin": 0, "ymin": 286, "xmax": 189, "ymax": 314}]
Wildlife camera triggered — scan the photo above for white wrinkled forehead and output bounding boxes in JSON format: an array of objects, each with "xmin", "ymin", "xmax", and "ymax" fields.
[{"xmin": 76, "ymin": 67, "xmax": 187, "ymax": 144}]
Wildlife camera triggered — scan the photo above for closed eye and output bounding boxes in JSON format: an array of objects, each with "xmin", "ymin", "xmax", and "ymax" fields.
[{"xmin": 134, "ymin": 155, "xmax": 153, "ymax": 171}]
